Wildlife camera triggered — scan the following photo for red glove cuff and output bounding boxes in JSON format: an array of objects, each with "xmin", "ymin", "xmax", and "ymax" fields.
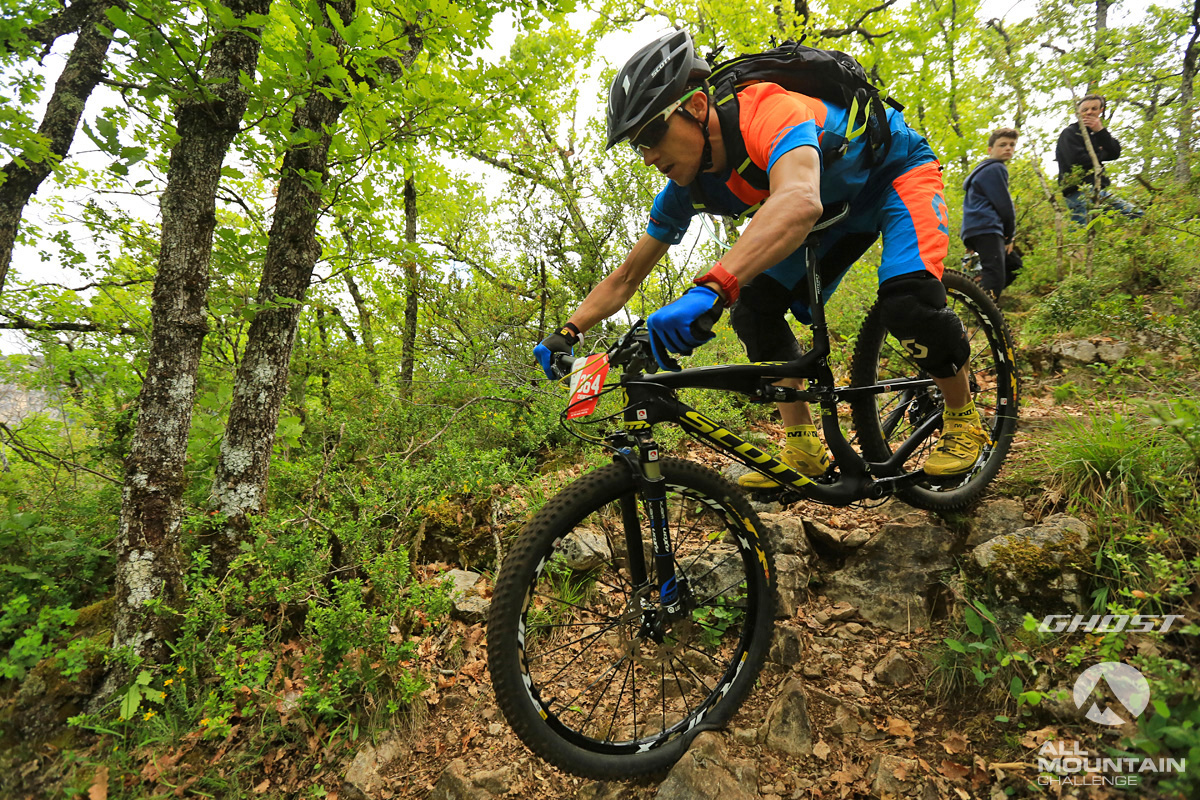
[{"xmin": 693, "ymin": 262, "xmax": 740, "ymax": 307}]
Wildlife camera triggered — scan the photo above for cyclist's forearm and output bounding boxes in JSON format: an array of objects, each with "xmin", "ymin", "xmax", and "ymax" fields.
[
  {"xmin": 569, "ymin": 234, "xmax": 668, "ymax": 332},
  {"xmin": 719, "ymin": 187, "xmax": 820, "ymax": 286}
]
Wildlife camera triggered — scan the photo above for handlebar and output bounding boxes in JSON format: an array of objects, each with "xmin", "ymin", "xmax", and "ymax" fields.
[{"xmin": 551, "ymin": 321, "xmax": 657, "ymax": 381}]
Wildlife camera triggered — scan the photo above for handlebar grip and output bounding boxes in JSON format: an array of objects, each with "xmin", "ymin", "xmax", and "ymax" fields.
[{"xmin": 551, "ymin": 353, "xmax": 576, "ymax": 380}]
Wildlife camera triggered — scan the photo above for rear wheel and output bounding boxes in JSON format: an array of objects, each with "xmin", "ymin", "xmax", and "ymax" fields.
[
  {"xmin": 849, "ymin": 270, "xmax": 1018, "ymax": 511},
  {"xmin": 487, "ymin": 457, "xmax": 775, "ymax": 779}
]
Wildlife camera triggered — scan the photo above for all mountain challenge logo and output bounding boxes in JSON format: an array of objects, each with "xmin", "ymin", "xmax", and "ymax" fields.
[{"xmin": 1036, "ymin": 662, "xmax": 1187, "ymax": 787}]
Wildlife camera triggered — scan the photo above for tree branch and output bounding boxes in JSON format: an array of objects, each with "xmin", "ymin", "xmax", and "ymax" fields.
[
  {"xmin": 0, "ymin": 422, "xmax": 120, "ymax": 483},
  {"xmin": 0, "ymin": 310, "xmax": 142, "ymax": 335}
]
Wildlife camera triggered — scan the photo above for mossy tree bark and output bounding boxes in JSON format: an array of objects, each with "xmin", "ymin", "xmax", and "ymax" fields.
[
  {"xmin": 107, "ymin": 0, "xmax": 272, "ymax": 689},
  {"xmin": 206, "ymin": 1, "xmax": 425, "ymax": 576}
]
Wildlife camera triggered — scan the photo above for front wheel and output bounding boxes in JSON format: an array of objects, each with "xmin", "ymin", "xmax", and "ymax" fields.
[
  {"xmin": 849, "ymin": 270, "xmax": 1019, "ymax": 511},
  {"xmin": 487, "ymin": 457, "xmax": 775, "ymax": 779}
]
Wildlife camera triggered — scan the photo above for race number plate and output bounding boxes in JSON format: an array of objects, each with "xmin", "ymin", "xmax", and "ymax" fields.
[{"xmin": 566, "ymin": 354, "xmax": 610, "ymax": 420}]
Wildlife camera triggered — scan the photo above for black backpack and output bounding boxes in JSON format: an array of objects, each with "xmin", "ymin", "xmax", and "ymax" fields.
[{"xmin": 690, "ymin": 41, "xmax": 905, "ymax": 215}]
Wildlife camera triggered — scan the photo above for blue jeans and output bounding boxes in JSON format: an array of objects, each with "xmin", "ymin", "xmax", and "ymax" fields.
[{"xmin": 1064, "ymin": 189, "xmax": 1143, "ymax": 226}]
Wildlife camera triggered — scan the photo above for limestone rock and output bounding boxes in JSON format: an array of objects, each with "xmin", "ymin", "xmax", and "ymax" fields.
[
  {"xmin": 1096, "ymin": 340, "xmax": 1130, "ymax": 364},
  {"xmin": 443, "ymin": 568, "xmax": 484, "ymax": 599},
  {"xmin": 760, "ymin": 677, "xmax": 814, "ymax": 756},
  {"xmin": 759, "ymin": 512, "xmax": 814, "ymax": 557},
  {"xmin": 430, "ymin": 760, "xmax": 509, "ymax": 800},
  {"xmin": 561, "ymin": 529, "xmax": 612, "ymax": 571},
  {"xmin": 767, "ymin": 622, "xmax": 804, "ymax": 670},
  {"xmin": 803, "ymin": 518, "xmax": 846, "ymax": 554},
  {"xmin": 843, "ymin": 530, "xmax": 871, "ymax": 548},
  {"xmin": 873, "ymin": 648, "xmax": 916, "ymax": 687},
  {"xmin": 342, "ymin": 733, "xmax": 407, "ymax": 800},
  {"xmin": 656, "ymin": 732, "xmax": 757, "ymax": 800},
  {"xmin": 579, "ymin": 782, "xmax": 630, "ymax": 800},
  {"xmin": 967, "ymin": 498, "xmax": 1027, "ymax": 548},
  {"xmin": 821, "ymin": 516, "xmax": 960, "ymax": 631},
  {"xmin": 1051, "ymin": 339, "xmax": 1099, "ymax": 366},
  {"xmin": 972, "ymin": 514, "xmax": 1091, "ymax": 615},
  {"xmin": 973, "ymin": 513, "xmax": 1089, "ymax": 570},
  {"xmin": 867, "ymin": 754, "xmax": 920, "ymax": 798},
  {"xmin": 438, "ymin": 569, "xmax": 490, "ymax": 623},
  {"xmin": 683, "ymin": 544, "xmax": 746, "ymax": 604},
  {"xmin": 774, "ymin": 553, "xmax": 809, "ymax": 619}
]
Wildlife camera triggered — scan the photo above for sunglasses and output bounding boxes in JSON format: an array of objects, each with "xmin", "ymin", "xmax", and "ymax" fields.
[{"xmin": 628, "ymin": 88, "xmax": 701, "ymax": 155}]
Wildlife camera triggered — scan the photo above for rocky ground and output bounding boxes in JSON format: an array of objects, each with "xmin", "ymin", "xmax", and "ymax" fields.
[
  {"xmin": 10, "ymin": 339, "xmax": 1188, "ymax": 800},
  {"xmin": 336, "ymin": 388, "xmax": 1166, "ymax": 800}
]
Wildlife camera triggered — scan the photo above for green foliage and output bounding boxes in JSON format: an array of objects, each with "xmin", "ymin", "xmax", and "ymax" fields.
[{"xmin": 935, "ymin": 598, "xmax": 1047, "ymax": 720}]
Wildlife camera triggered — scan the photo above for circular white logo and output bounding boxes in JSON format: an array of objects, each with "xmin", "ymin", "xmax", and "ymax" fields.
[{"xmin": 1073, "ymin": 662, "xmax": 1150, "ymax": 726}]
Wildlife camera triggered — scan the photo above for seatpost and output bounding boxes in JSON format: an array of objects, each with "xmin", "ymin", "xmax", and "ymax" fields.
[
  {"xmin": 804, "ymin": 245, "xmax": 831, "ymax": 363},
  {"xmin": 804, "ymin": 242, "xmax": 864, "ymax": 473}
]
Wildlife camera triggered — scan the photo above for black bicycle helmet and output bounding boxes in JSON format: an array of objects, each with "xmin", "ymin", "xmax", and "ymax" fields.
[{"xmin": 605, "ymin": 29, "xmax": 711, "ymax": 150}]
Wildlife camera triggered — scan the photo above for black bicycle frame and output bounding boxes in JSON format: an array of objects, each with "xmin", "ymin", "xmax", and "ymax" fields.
[{"xmin": 601, "ymin": 230, "xmax": 950, "ymax": 610}]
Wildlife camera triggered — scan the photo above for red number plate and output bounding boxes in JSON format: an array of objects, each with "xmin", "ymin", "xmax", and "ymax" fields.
[{"xmin": 566, "ymin": 354, "xmax": 610, "ymax": 419}]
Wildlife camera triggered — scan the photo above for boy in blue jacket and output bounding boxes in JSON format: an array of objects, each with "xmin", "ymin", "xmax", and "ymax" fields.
[{"xmin": 961, "ymin": 128, "xmax": 1019, "ymax": 299}]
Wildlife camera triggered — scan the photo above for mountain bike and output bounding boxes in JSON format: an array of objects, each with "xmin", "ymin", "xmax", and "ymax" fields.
[{"xmin": 487, "ymin": 224, "xmax": 1018, "ymax": 780}]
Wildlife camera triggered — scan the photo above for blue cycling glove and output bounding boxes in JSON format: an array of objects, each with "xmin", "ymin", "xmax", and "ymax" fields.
[
  {"xmin": 646, "ymin": 286, "xmax": 724, "ymax": 371},
  {"xmin": 534, "ymin": 324, "xmax": 580, "ymax": 380}
]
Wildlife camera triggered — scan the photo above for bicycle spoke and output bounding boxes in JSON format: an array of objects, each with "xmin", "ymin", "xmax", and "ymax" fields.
[
  {"xmin": 528, "ymin": 618, "xmax": 621, "ymax": 664},
  {"xmin": 693, "ymin": 578, "xmax": 750, "ymax": 609},
  {"xmin": 554, "ymin": 654, "xmax": 632, "ymax": 723}
]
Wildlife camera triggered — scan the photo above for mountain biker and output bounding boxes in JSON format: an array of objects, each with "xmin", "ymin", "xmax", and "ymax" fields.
[{"xmin": 535, "ymin": 30, "xmax": 986, "ymax": 482}]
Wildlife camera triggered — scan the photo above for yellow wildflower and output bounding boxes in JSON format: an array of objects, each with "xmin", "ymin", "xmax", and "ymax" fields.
[
  {"xmin": 143, "ymin": 711, "xmax": 155, "ymax": 721},
  {"xmin": 201, "ymin": 718, "xmax": 210, "ymax": 726},
  {"xmin": 164, "ymin": 679, "xmax": 174, "ymax": 687},
  {"xmin": 176, "ymin": 666, "xmax": 185, "ymax": 674}
]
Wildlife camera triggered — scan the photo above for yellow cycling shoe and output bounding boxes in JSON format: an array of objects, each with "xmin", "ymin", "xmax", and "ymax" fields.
[
  {"xmin": 923, "ymin": 424, "xmax": 989, "ymax": 476},
  {"xmin": 738, "ymin": 444, "xmax": 831, "ymax": 489}
]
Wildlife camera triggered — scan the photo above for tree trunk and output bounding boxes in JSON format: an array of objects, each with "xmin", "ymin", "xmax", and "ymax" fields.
[
  {"xmin": 206, "ymin": 2, "xmax": 425, "ymax": 575},
  {"xmin": 0, "ymin": 1, "xmax": 113, "ymax": 298},
  {"xmin": 1176, "ymin": 0, "xmax": 1199, "ymax": 184},
  {"xmin": 344, "ymin": 270, "xmax": 380, "ymax": 385},
  {"xmin": 944, "ymin": 0, "xmax": 969, "ymax": 175},
  {"xmin": 106, "ymin": 0, "xmax": 271, "ymax": 687},
  {"xmin": 400, "ymin": 176, "xmax": 418, "ymax": 389}
]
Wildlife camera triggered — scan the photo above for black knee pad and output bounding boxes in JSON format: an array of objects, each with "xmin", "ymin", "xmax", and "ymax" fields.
[
  {"xmin": 731, "ymin": 274, "xmax": 805, "ymax": 362},
  {"xmin": 876, "ymin": 272, "xmax": 970, "ymax": 378}
]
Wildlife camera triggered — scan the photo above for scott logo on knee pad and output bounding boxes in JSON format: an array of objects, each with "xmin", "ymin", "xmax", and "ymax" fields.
[{"xmin": 900, "ymin": 338, "xmax": 930, "ymax": 359}]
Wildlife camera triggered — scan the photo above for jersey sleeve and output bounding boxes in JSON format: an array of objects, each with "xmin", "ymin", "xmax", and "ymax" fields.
[
  {"xmin": 738, "ymin": 85, "xmax": 822, "ymax": 177},
  {"xmin": 646, "ymin": 182, "xmax": 694, "ymax": 245}
]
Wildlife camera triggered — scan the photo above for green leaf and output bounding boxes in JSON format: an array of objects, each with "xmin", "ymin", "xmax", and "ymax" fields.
[
  {"xmin": 120, "ymin": 685, "xmax": 142, "ymax": 720},
  {"xmin": 963, "ymin": 605, "xmax": 983, "ymax": 636},
  {"xmin": 1010, "ymin": 676, "xmax": 1024, "ymax": 698},
  {"xmin": 945, "ymin": 638, "xmax": 966, "ymax": 653},
  {"xmin": 1153, "ymin": 699, "xmax": 1171, "ymax": 718}
]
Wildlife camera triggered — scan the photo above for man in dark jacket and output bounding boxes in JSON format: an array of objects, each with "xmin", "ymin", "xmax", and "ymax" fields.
[
  {"xmin": 1055, "ymin": 94, "xmax": 1141, "ymax": 225},
  {"xmin": 961, "ymin": 128, "xmax": 1020, "ymax": 298}
]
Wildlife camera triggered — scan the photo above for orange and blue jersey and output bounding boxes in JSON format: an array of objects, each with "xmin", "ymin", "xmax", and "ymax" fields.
[{"xmin": 646, "ymin": 83, "xmax": 950, "ymax": 296}]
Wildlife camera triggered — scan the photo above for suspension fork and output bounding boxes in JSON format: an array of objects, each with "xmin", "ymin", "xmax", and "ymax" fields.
[{"xmin": 613, "ymin": 435, "xmax": 682, "ymax": 615}]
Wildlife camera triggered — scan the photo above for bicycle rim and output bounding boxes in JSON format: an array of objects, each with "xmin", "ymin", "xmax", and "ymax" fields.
[
  {"xmin": 488, "ymin": 459, "xmax": 773, "ymax": 777},
  {"xmin": 851, "ymin": 271, "xmax": 1018, "ymax": 509}
]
